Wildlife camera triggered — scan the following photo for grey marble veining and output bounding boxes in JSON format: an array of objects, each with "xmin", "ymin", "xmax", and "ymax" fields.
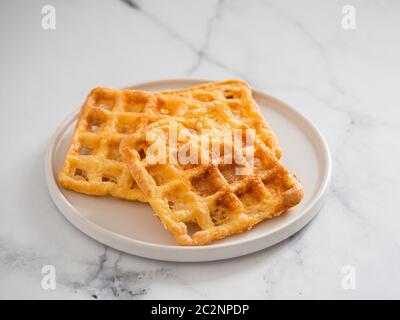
[{"xmin": 0, "ymin": 0, "xmax": 399, "ymax": 299}]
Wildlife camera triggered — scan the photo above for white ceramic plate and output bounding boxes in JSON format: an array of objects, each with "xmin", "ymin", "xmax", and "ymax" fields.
[{"xmin": 45, "ymin": 79, "xmax": 331, "ymax": 262}]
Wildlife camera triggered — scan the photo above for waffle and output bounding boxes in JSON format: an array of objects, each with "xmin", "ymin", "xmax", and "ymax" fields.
[
  {"xmin": 120, "ymin": 115, "xmax": 303, "ymax": 246},
  {"xmin": 59, "ymin": 80, "xmax": 282, "ymax": 202},
  {"xmin": 58, "ymin": 88, "xmax": 166, "ymax": 201},
  {"xmin": 161, "ymin": 79, "xmax": 282, "ymax": 159}
]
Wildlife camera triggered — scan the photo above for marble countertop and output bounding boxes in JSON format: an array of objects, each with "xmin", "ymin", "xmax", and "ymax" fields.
[{"xmin": 1, "ymin": 0, "xmax": 399, "ymax": 299}]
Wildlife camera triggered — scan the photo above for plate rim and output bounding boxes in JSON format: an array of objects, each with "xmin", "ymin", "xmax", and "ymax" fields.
[{"xmin": 45, "ymin": 79, "xmax": 331, "ymax": 262}]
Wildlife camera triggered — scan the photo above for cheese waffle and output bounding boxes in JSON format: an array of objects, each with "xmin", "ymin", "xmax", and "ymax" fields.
[
  {"xmin": 59, "ymin": 80, "xmax": 282, "ymax": 202},
  {"xmin": 58, "ymin": 88, "xmax": 165, "ymax": 201},
  {"xmin": 58, "ymin": 86, "xmax": 253, "ymax": 201},
  {"xmin": 161, "ymin": 79, "xmax": 282, "ymax": 159},
  {"xmin": 120, "ymin": 115, "xmax": 303, "ymax": 246}
]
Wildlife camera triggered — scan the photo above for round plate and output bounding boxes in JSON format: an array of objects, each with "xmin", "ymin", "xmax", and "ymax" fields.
[{"xmin": 45, "ymin": 79, "xmax": 331, "ymax": 262}]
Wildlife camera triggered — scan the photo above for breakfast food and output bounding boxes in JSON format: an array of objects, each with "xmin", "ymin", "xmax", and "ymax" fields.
[
  {"xmin": 58, "ymin": 80, "xmax": 303, "ymax": 246},
  {"xmin": 161, "ymin": 80, "xmax": 282, "ymax": 159},
  {"xmin": 59, "ymin": 80, "xmax": 282, "ymax": 202},
  {"xmin": 58, "ymin": 88, "xmax": 158, "ymax": 201},
  {"xmin": 120, "ymin": 115, "xmax": 303, "ymax": 245}
]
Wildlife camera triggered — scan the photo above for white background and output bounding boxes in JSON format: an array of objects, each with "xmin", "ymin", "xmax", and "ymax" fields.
[{"xmin": 0, "ymin": 0, "xmax": 399, "ymax": 299}]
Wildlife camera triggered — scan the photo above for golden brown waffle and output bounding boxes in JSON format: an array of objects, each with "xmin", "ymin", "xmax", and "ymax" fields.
[
  {"xmin": 58, "ymin": 88, "xmax": 166, "ymax": 201},
  {"xmin": 120, "ymin": 115, "xmax": 303, "ymax": 246},
  {"xmin": 59, "ymin": 80, "xmax": 282, "ymax": 202},
  {"xmin": 161, "ymin": 79, "xmax": 282, "ymax": 159}
]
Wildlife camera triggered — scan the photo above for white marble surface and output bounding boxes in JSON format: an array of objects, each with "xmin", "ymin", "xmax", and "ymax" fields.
[{"xmin": 0, "ymin": 0, "xmax": 399, "ymax": 299}]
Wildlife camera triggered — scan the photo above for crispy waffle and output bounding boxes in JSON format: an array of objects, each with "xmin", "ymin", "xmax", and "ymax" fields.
[
  {"xmin": 59, "ymin": 80, "xmax": 282, "ymax": 202},
  {"xmin": 161, "ymin": 79, "xmax": 282, "ymax": 159},
  {"xmin": 120, "ymin": 115, "xmax": 303, "ymax": 246},
  {"xmin": 58, "ymin": 88, "xmax": 165, "ymax": 201}
]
